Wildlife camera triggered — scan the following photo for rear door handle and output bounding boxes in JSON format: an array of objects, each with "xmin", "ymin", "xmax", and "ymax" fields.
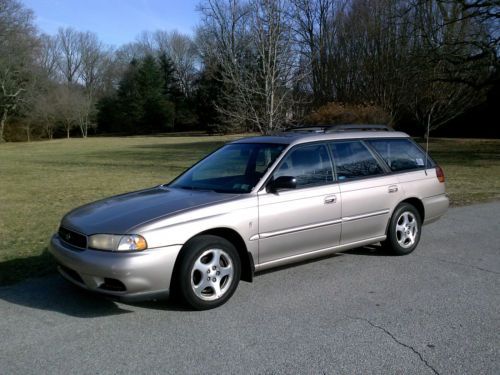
[
  {"xmin": 324, "ymin": 195, "xmax": 337, "ymax": 204},
  {"xmin": 388, "ymin": 185, "xmax": 398, "ymax": 193}
]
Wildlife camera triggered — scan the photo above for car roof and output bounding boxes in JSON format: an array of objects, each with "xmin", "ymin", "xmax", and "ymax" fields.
[{"xmin": 231, "ymin": 129, "xmax": 411, "ymax": 146}]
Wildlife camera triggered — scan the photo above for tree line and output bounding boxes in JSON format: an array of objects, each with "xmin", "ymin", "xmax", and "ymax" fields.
[{"xmin": 0, "ymin": 0, "xmax": 498, "ymax": 141}]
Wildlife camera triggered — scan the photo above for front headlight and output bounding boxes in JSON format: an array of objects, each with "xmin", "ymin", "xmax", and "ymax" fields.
[
  {"xmin": 88, "ymin": 234, "xmax": 147, "ymax": 251},
  {"xmin": 117, "ymin": 235, "xmax": 148, "ymax": 251}
]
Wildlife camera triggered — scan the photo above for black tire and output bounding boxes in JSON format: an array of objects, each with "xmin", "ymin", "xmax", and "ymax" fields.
[
  {"xmin": 176, "ymin": 235, "xmax": 241, "ymax": 310},
  {"xmin": 382, "ymin": 203, "xmax": 422, "ymax": 255}
]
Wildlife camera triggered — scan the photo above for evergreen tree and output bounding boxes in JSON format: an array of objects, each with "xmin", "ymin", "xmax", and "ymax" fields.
[
  {"xmin": 195, "ymin": 63, "xmax": 226, "ymax": 132},
  {"xmin": 136, "ymin": 55, "xmax": 172, "ymax": 133},
  {"xmin": 158, "ymin": 53, "xmax": 183, "ymax": 102},
  {"xmin": 97, "ymin": 56, "xmax": 174, "ymax": 134},
  {"xmin": 158, "ymin": 52, "xmax": 197, "ymax": 130}
]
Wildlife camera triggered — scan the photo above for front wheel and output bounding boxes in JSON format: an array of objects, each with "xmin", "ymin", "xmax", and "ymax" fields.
[
  {"xmin": 177, "ymin": 235, "xmax": 241, "ymax": 310},
  {"xmin": 382, "ymin": 203, "xmax": 422, "ymax": 255}
]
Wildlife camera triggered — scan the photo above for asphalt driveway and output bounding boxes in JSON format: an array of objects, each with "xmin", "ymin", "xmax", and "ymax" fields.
[{"xmin": 1, "ymin": 202, "xmax": 499, "ymax": 374}]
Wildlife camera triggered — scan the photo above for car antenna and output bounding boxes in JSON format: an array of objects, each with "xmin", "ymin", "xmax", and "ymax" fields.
[{"xmin": 424, "ymin": 117, "xmax": 430, "ymax": 176}]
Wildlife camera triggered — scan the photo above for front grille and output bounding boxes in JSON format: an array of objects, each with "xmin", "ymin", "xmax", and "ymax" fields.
[{"xmin": 58, "ymin": 227, "xmax": 87, "ymax": 249}]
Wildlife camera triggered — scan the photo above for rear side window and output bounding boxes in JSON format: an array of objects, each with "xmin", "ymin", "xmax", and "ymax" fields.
[
  {"xmin": 273, "ymin": 144, "xmax": 333, "ymax": 188},
  {"xmin": 367, "ymin": 139, "xmax": 431, "ymax": 171},
  {"xmin": 330, "ymin": 141, "xmax": 384, "ymax": 180}
]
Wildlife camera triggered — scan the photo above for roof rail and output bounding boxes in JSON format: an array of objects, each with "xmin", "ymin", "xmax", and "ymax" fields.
[{"xmin": 285, "ymin": 124, "xmax": 393, "ymax": 133}]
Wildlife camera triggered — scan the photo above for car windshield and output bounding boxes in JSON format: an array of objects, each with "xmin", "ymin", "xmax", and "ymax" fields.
[{"xmin": 170, "ymin": 143, "xmax": 286, "ymax": 194}]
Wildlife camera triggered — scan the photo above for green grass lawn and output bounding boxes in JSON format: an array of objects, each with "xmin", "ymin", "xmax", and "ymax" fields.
[
  {"xmin": 0, "ymin": 136, "xmax": 499, "ymax": 285},
  {"xmin": 424, "ymin": 138, "xmax": 500, "ymax": 206}
]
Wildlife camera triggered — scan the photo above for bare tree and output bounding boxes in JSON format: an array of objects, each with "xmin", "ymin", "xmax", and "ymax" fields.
[
  {"xmin": 37, "ymin": 34, "xmax": 59, "ymax": 80},
  {"xmin": 0, "ymin": 68, "xmax": 25, "ymax": 141},
  {"xmin": 40, "ymin": 29, "xmax": 110, "ymax": 137},
  {"xmin": 409, "ymin": 0, "xmax": 499, "ymax": 89},
  {"xmin": 290, "ymin": 0, "xmax": 495, "ymax": 130},
  {"xmin": 410, "ymin": 64, "xmax": 480, "ymax": 137},
  {"xmin": 197, "ymin": 0, "xmax": 253, "ymax": 130},
  {"xmin": 135, "ymin": 30, "xmax": 157, "ymax": 56},
  {"xmin": 0, "ymin": 0, "xmax": 37, "ymax": 141},
  {"xmin": 74, "ymin": 90, "xmax": 95, "ymax": 138},
  {"xmin": 252, "ymin": 0, "xmax": 301, "ymax": 132},
  {"xmin": 78, "ymin": 32, "xmax": 112, "ymax": 136},
  {"xmin": 79, "ymin": 32, "xmax": 107, "ymax": 93},
  {"xmin": 198, "ymin": 0, "xmax": 301, "ymax": 133},
  {"xmin": 56, "ymin": 27, "xmax": 83, "ymax": 84},
  {"xmin": 405, "ymin": 0, "xmax": 492, "ymax": 132},
  {"xmin": 290, "ymin": 0, "xmax": 341, "ymax": 104},
  {"xmin": 129, "ymin": 30, "xmax": 199, "ymax": 97},
  {"xmin": 29, "ymin": 89, "xmax": 58, "ymax": 139},
  {"xmin": 336, "ymin": 0, "xmax": 416, "ymax": 121},
  {"xmin": 166, "ymin": 31, "xmax": 198, "ymax": 97},
  {"xmin": 53, "ymin": 85, "xmax": 81, "ymax": 138}
]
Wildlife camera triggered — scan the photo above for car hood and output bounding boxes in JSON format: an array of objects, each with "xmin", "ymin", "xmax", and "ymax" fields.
[{"xmin": 61, "ymin": 186, "xmax": 239, "ymax": 235}]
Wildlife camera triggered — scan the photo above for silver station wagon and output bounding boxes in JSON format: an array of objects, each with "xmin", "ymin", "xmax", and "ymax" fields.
[{"xmin": 49, "ymin": 125, "xmax": 449, "ymax": 309}]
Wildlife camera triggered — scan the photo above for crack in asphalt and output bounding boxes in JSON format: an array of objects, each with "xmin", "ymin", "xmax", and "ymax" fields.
[
  {"xmin": 420, "ymin": 256, "xmax": 500, "ymax": 275},
  {"xmin": 348, "ymin": 316, "xmax": 440, "ymax": 375}
]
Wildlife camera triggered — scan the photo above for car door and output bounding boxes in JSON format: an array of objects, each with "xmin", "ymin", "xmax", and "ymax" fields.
[
  {"xmin": 329, "ymin": 140, "xmax": 404, "ymax": 244},
  {"xmin": 257, "ymin": 143, "xmax": 341, "ymax": 264}
]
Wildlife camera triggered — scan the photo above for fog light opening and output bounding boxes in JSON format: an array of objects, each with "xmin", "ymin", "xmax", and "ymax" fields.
[{"xmin": 100, "ymin": 278, "xmax": 126, "ymax": 292}]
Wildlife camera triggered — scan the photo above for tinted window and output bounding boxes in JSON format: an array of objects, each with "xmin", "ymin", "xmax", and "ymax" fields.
[
  {"xmin": 273, "ymin": 144, "xmax": 333, "ymax": 188},
  {"xmin": 367, "ymin": 139, "xmax": 431, "ymax": 171},
  {"xmin": 170, "ymin": 143, "xmax": 285, "ymax": 193},
  {"xmin": 330, "ymin": 141, "xmax": 384, "ymax": 180}
]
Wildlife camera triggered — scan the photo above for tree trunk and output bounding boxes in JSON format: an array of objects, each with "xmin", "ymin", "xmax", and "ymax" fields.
[
  {"xmin": 0, "ymin": 109, "xmax": 7, "ymax": 142},
  {"xmin": 66, "ymin": 126, "xmax": 70, "ymax": 139}
]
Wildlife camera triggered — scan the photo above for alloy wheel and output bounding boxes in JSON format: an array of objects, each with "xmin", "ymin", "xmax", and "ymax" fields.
[
  {"xmin": 395, "ymin": 211, "xmax": 418, "ymax": 248},
  {"xmin": 190, "ymin": 248, "xmax": 234, "ymax": 301}
]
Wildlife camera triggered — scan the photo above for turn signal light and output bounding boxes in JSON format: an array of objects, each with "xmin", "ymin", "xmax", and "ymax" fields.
[{"xmin": 436, "ymin": 166, "xmax": 445, "ymax": 183}]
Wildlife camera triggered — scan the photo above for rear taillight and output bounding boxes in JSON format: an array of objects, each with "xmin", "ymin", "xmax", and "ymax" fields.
[{"xmin": 436, "ymin": 166, "xmax": 445, "ymax": 183}]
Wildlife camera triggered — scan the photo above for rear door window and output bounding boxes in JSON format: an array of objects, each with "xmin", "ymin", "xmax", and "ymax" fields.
[
  {"xmin": 330, "ymin": 141, "xmax": 385, "ymax": 180},
  {"xmin": 367, "ymin": 139, "xmax": 431, "ymax": 171}
]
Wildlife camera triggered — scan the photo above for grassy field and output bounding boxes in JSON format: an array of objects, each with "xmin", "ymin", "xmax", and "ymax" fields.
[{"xmin": 0, "ymin": 136, "xmax": 499, "ymax": 285}]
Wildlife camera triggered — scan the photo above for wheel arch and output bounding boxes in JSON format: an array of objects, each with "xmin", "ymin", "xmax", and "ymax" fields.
[
  {"xmin": 400, "ymin": 197, "xmax": 425, "ymax": 222},
  {"xmin": 170, "ymin": 227, "xmax": 254, "ymax": 292},
  {"xmin": 385, "ymin": 197, "xmax": 425, "ymax": 235}
]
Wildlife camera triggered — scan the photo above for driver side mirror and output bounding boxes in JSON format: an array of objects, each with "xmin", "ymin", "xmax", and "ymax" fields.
[{"xmin": 267, "ymin": 176, "xmax": 297, "ymax": 193}]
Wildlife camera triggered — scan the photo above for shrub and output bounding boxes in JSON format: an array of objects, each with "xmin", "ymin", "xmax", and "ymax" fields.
[{"xmin": 305, "ymin": 102, "xmax": 390, "ymax": 125}]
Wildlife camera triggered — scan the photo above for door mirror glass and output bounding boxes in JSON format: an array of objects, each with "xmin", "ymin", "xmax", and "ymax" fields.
[{"xmin": 267, "ymin": 176, "xmax": 297, "ymax": 192}]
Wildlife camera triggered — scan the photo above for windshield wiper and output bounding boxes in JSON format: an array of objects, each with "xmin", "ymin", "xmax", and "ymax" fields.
[{"xmin": 178, "ymin": 186, "xmax": 217, "ymax": 193}]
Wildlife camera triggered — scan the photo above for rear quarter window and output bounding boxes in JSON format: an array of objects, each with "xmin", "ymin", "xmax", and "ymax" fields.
[
  {"xmin": 330, "ymin": 141, "xmax": 385, "ymax": 180},
  {"xmin": 367, "ymin": 139, "xmax": 432, "ymax": 172}
]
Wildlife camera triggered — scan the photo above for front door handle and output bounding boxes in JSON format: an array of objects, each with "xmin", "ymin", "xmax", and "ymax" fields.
[
  {"xmin": 324, "ymin": 195, "xmax": 337, "ymax": 204},
  {"xmin": 388, "ymin": 185, "xmax": 399, "ymax": 193}
]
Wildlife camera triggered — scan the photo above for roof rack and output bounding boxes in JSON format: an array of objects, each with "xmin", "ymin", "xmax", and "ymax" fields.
[{"xmin": 285, "ymin": 124, "xmax": 393, "ymax": 133}]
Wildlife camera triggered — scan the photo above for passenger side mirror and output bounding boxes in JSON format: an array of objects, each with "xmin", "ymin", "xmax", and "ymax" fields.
[{"xmin": 267, "ymin": 176, "xmax": 297, "ymax": 193}]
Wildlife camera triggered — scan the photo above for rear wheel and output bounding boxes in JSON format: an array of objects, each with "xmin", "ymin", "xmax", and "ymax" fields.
[
  {"xmin": 383, "ymin": 203, "xmax": 422, "ymax": 255},
  {"xmin": 177, "ymin": 235, "xmax": 241, "ymax": 310}
]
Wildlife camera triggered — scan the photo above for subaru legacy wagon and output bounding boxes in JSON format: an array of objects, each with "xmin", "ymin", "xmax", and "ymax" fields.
[{"xmin": 49, "ymin": 125, "xmax": 449, "ymax": 309}]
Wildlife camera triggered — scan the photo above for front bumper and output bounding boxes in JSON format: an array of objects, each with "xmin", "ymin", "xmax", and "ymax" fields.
[{"xmin": 49, "ymin": 234, "xmax": 182, "ymax": 302}]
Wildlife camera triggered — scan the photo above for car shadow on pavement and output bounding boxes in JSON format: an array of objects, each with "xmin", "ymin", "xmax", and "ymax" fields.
[
  {"xmin": 122, "ymin": 297, "xmax": 192, "ymax": 312},
  {"xmin": 0, "ymin": 274, "xmax": 192, "ymax": 316},
  {"xmin": 342, "ymin": 244, "xmax": 393, "ymax": 256},
  {"xmin": 0, "ymin": 245, "xmax": 390, "ymax": 317},
  {"xmin": 0, "ymin": 275, "xmax": 134, "ymax": 318},
  {"xmin": 255, "ymin": 244, "xmax": 391, "ymax": 277},
  {"xmin": 255, "ymin": 252, "xmax": 343, "ymax": 276}
]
